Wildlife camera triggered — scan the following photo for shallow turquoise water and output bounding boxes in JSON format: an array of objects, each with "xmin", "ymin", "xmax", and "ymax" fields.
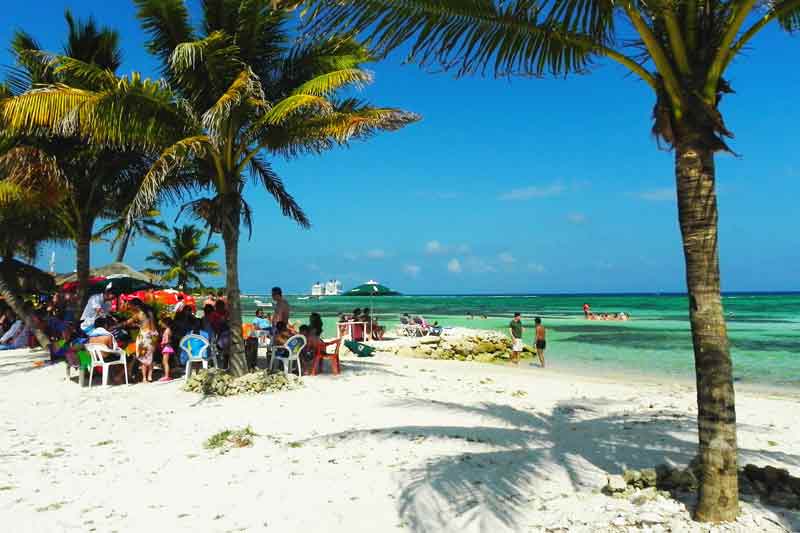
[{"xmin": 242, "ymin": 293, "xmax": 800, "ymax": 388}]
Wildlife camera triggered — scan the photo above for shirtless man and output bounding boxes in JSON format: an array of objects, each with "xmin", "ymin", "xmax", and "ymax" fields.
[
  {"xmin": 533, "ymin": 317, "xmax": 546, "ymax": 368},
  {"xmin": 271, "ymin": 287, "xmax": 290, "ymax": 328}
]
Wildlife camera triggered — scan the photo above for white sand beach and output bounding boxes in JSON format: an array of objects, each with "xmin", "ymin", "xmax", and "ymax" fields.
[{"xmin": 1, "ymin": 330, "xmax": 798, "ymax": 533}]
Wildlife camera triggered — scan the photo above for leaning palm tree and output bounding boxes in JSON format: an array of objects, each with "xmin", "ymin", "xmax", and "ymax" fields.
[
  {"xmin": 0, "ymin": 178, "xmax": 65, "ymax": 349},
  {"xmin": 94, "ymin": 209, "xmax": 168, "ymax": 263},
  {"xmin": 146, "ymin": 224, "xmax": 220, "ymax": 290},
  {"xmin": 0, "ymin": 12, "xmax": 152, "ymax": 309},
  {"xmin": 299, "ymin": 0, "xmax": 799, "ymax": 522},
  {"xmin": 0, "ymin": 0, "xmax": 419, "ymax": 376}
]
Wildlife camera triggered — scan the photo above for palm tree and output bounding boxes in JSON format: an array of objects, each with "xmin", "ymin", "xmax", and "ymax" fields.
[
  {"xmin": 146, "ymin": 225, "xmax": 220, "ymax": 290},
  {"xmin": 0, "ymin": 12, "xmax": 152, "ymax": 309},
  {"xmin": 299, "ymin": 0, "xmax": 799, "ymax": 522},
  {"xmin": 94, "ymin": 209, "xmax": 168, "ymax": 263},
  {"xmin": 0, "ymin": 176, "xmax": 65, "ymax": 349},
  {"xmin": 0, "ymin": 0, "xmax": 419, "ymax": 376}
]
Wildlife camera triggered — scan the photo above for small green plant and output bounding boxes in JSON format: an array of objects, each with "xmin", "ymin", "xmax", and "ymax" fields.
[
  {"xmin": 36, "ymin": 501, "xmax": 65, "ymax": 512},
  {"xmin": 94, "ymin": 440, "xmax": 113, "ymax": 447},
  {"xmin": 205, "ymin": 427, "xmax": 257, "ymax": 451}
]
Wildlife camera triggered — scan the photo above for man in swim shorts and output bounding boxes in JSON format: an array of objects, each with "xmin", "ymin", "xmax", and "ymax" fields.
[
  {"xmin": 533, "ymin": 317, "xmax": 546, "ymax": 368},
  {"xmin": 508, "ymin": 312, "xmax": 524, "ymax": 364}
]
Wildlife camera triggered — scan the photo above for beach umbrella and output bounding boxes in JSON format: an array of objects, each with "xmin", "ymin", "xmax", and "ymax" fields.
[
  {"xmin": 57, "ymin": 262, "xmax": 160, "ymax": 294},
  {"xmin": 0, "ymin": 259, "xmax": 55, "ymax": 293},
  {"xmin": 343, "ymin": 280, "xmax": 400, "ymax": 297}
]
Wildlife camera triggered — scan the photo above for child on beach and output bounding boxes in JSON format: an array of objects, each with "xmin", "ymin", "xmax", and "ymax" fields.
[
  {"xmin": 508, "ymin": 312, "xmax": 524, "ymax": 364},
  {"xmin": 533, "ymin": 317, "xmax": 546, "ymax": 368},
  {"xmin": 158, "ymin": 317, "xmax": 175, "ymax": 382}
]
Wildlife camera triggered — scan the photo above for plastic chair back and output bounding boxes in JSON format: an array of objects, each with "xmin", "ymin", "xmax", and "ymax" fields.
[{"xmin": 180, "ymin": 334, "xmax": 210, "ymax": 362}]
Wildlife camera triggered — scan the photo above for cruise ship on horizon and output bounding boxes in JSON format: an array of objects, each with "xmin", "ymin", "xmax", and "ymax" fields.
[{"xmin": 311, "ymin": 280, "xmax": 342, "ymax": 296}]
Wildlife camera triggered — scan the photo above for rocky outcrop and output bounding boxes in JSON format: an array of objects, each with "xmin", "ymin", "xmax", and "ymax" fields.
[
  {"xmin": 184, "ymin": 368, "xmax": 302, "ymax": 396},
  {"xmin": 604, "ymin": 462, "xmax": 800, "ymax": 510},
  {"xmin": 380, "ymin": 332, "xmax": 532, "ymax": 363}
]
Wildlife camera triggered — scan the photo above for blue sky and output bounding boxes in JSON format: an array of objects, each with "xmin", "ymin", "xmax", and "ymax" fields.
[{"xmin": 4, "ymin": 1, "xmax": 799, "ymax": 294}]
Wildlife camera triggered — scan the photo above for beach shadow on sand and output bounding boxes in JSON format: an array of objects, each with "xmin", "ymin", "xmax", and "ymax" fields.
[{"xmin": 304, "ymin": 398, "xmax": 800, "ymax": 532}]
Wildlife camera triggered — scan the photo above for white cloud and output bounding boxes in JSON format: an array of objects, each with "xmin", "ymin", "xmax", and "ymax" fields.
[
  {"xmin": 465, "ymin": 256, "xmax": 496, "ymax": 273},
  {"xmin": 499, "ymin": 183, "xmax": 564, "ymax": 201},
  {"xmin": 636, "ymin": 188, "xmax": 673, "ymax": 201},
  {"xmin": 366, "ymin": 249, "xmax": 386, "ymax": 259},
  {"xmin": 498, "ymin": 252, "xmax": 516, "ymax": 264},
  {"xmin": 447, "ymin": 258, "xmax": 462, "ymax": 273},
  {"xmin": 426, "ymin": 240, "xmax": 470, "ymax": 255},
  {"xmin": 567, "ymin": 213, "xmax": 587, "ymax": 224},
  {"xmin": 528, "ymin": 263, "xmax": 545, "ymax": 273},
  {"xmin": 425, "ymin": 240, "xmax": 443, "ymax": 254},
  {"xmin": 403, "ymin": 264, "xmax": 421, "ymax": 277}
]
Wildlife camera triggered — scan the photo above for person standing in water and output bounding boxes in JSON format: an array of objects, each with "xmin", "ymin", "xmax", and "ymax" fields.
[
  {"xmin": 532, "ymin": 317, "xmax": 546, "ymax": 368},
  {"xmin": 508, "ymin": 312, "xmax": 524, "ymax": 364}
]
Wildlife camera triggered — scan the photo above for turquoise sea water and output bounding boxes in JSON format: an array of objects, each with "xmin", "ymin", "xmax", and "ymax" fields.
[{"xmin": 242, "ymin": 293, "xmax": 800, "ymax": 388}]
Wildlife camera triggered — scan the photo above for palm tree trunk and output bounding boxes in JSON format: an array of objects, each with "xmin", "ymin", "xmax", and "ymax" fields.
[
  {"xmin": 675, "ymin": 136, "xmax": 738, "ymax": 522},
  {"xmin": 0, "ymin": 262, "xmax": 50, "ymax": 350},
  {"xmin": 115, "ymin": 229, "xmax": 131, "ymax": 263},
  {"xmin": 76, "ymin": 221, "xmax": 92, "ymax": 310},
  {"xmin": 222, "ymin": 221, "xmax": 247, "ymax": 377}
]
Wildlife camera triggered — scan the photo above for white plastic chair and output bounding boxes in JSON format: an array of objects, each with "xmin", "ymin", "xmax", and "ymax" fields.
[
  {"xmin": 85, "ymin": 343, "xmax": 129, "ymax": 388},
  {"xmin": 180, "ymin": 333, "xmax": 217, "ymax": 379},
  {"xmin": 270, "ymin": 334, "xmax": 306, "ymax": 377}
]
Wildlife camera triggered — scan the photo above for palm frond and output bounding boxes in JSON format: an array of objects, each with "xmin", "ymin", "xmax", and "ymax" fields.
[
  {"xmin": 292, "ymin": 68, "xmax": 374, "ymax": 96},
  {"xmin": 0, "ymin": 85, "xmax": 95, "ymax": 135},
  {"xmin": 130, "ymin": 135, "xmax": 214, "ymax": 220},
  {"xmin": 0, "ymin": 146, "xmax": 69, "ymax": 193},
  {"xmin": 266, "ymin": 100, "xmax": 420, "ymax": 156},
  {"xmin": 302, "ymin": 0, "xmax": 597, "ymax": 77},
  {"xmin": 260, "ymin": 94, "xmax": 333, "ymax": 125},
  {"xmin": 135, "ymin": 0, "xmax": 196, "ymax": 73},
  {"xmin": 52, "ymin": 55, "xmax": 119, "ymax": 89},
  {"xmin": 248, "ymin": 154, "xmax": 310, "ymax": 228},
  {"xmin": 64, "ymin": 9, "xmax": 123, "ymax": 71},
  {"xmin": 201, "ymin": 68, "xmax": 264, "ymax": 137},
  {"xmin": 777, "ymin": 0, "xmax": 800, "ymax": 31}
]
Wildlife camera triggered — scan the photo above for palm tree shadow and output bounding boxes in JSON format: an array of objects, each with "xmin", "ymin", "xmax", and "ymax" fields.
[{"xmin": 303, "ymin": 398, "xmax": 800, "ymax": 532}]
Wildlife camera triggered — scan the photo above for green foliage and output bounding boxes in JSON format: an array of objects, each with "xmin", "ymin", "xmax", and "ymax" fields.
[
  {"xmin": 204, "ymin": 426, "xmax": 257, "ymax": 450},
  {"xmin": 93, "ymin": 209, "xmax": 168, "ymax": 262},
  {"xmin": 145, "ymin": 224, "xmax": 220, "ymax": 290}
]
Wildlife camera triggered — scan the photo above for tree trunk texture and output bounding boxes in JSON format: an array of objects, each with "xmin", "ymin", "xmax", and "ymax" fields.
[
  {"xmin": 115, "ymin": 230, "xmax": 131, "ymax": 263},
  {"xmin": 675, "ymin": 136, "xmax": 739, "ymax": 522},
  {"xmin": 76, "ymin": 222, "xmax": 92, "ymax": 311},
  {"xmin": 222, "ymin": 222, "xmax": 247, "ymax": 377},
  {"xmin": 0, "ymin": 265, "xmax": 50, "ymax": 350}
]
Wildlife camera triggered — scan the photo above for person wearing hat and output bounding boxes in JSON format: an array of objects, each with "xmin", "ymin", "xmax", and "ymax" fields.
[{"xmin": 79, "ymin": 283, "xmax": 115, "ymax": 333}]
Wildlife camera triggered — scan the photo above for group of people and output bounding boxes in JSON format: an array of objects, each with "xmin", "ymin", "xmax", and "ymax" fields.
[
  {"xmin": 337, "ymin": 308, "xmax": 385, "ymax": 341},
  {"xmin": 37, "ymin": 283, "xmax": 236, "ymax": 384},
  {"xmin": 508, "ymin": 313, "xmax": 546, "ymax": 368},
  {"xmin": 247, "ymin": 287, "xmax": 329, "ymax": 372},
  {"xmin": 582, "ymin": 303, "xmax": 630, "ymax": 321}
]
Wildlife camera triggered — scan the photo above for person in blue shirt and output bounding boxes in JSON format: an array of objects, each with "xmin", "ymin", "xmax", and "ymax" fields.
[{"xmin": 252, "ymin": 309, "xmax": 271, "ymax": 332}]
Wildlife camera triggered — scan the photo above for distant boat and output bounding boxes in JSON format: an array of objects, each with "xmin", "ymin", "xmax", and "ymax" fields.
[
  {"xmin": 254, "ymin": 299, "xmax": 273, "ymax": 307},
  {"xmin": 297, "ymin": 296, "xmax": 311, "ymax": 300}
]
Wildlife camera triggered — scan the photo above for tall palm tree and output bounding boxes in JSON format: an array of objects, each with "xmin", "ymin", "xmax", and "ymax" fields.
[
  {"xmin": 0, "ymin": 0, "xmax": 418, "ymax": 376},
  {"xmin": 0, "ymin": 12, "xmax": 153, "ymax": 309},
  {"xmin": 94, "ymin": 209, "xmax": 168, "ymax": 263},
  {"xmin": 300, "ymin": 0, "xmax": 799, "ymax": 522},
  {"xmin": 146, "ymin": 224, "xmax": 220, "ymax": 290}
]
